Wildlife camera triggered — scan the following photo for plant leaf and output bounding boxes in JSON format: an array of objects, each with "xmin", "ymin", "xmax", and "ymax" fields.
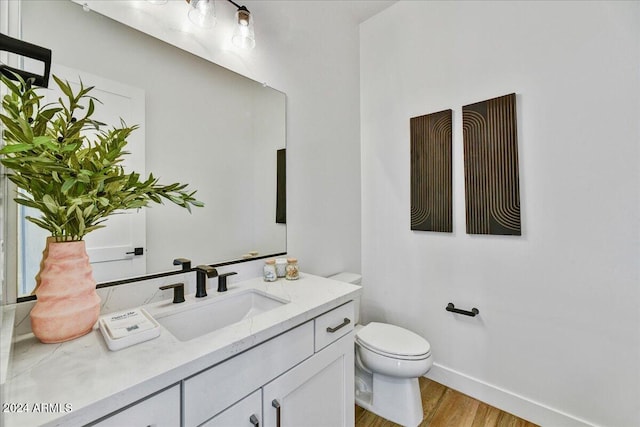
[{"xmin": 61, "ymin": 178, "xmax": 77, "ymax": 194}]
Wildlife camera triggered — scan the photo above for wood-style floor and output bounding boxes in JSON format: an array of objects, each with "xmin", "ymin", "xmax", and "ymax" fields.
[{"xmin": 355, "ymin": 377, "xmax": 539, "ymax": 427}]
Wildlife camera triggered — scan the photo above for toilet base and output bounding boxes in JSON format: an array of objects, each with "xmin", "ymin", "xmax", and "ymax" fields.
[{"xmin": 355, "ymin": 371, "xmax": 423, "ymax": 427}]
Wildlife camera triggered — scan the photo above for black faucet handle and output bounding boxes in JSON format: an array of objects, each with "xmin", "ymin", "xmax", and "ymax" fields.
[
  {"xmin": 217, "ymin": 272, "xmax": 238, "ymax": 293},
  {"xmin": 159, "ymin": 282, "xmax": 186, "ymax": 304},
  {"xmin": 173, "ymin": 258, "xmax": 192, "ymax": 271},
  {"xmin": 195, "ymin": 265, "xmax": 218, "ymax": 278}
]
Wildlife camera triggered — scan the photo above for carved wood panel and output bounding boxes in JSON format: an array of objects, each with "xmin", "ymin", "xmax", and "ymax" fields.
[
  {"xmin": 462, "ymin": 93, "xmax": 521, "ymax": 235},
  {"xmin": 410, "ymin": 109, "xmax": 453, "ymax": 232}
]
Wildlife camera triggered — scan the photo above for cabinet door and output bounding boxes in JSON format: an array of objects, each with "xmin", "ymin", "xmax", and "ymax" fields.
[
  {"xmin": 92, "ymin": 384, "xmax": 180, "ymax": 427},
  {"xmin": 263, "ymin": 332, "xmax": 354, "ymax": 427},
  {"xmin": 201, "ymin": 389, "xmax": 262, "ymax": 427}
]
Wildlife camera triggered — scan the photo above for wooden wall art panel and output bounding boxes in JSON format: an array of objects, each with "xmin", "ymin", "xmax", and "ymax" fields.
[
  {"xmin": 462, "ymin": 93, "xmax": 521, "ymax": 235},
  {"xmin": 410, "ymin": 109, "xmax": 453, "ymax": 232}
]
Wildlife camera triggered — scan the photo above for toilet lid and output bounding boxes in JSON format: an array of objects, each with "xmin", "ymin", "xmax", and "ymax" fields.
[{"xmin": 356, "ymin": 322, "xmax": 431, "ymax": 358}]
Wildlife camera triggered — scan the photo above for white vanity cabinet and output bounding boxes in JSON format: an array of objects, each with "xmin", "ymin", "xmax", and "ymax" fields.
[
  {"xmin": 191, "ymin": 301, "xmax": 355, "ymax": 427},
  {"xmin": 2, "ymin": 275, "xmax": 361, "ymax": 427},
  {"xmin": 262, "ymin": 301, "xmax": 355, "ymax": 427}
]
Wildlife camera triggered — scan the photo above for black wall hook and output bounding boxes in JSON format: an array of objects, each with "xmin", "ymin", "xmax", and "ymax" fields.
[{"xmin": 446, "ymin": 303, "xmax": 479, "ymax": 317}]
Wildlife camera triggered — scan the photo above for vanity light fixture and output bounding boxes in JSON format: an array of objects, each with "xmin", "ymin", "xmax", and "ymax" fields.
[{"xmin": 180, "ymin": 0, "xmax": 255, "ymax": 49}]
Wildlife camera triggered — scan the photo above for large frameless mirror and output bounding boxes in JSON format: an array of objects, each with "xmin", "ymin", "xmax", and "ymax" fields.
[{"xmin": 5, "ymin": 0, "xmax": 286, "ymax": 300}]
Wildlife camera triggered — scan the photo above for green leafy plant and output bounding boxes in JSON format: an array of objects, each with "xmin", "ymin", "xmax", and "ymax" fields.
[{"xmin": 0, "ymin": 73, "xmax": 203, "ymax": 241}]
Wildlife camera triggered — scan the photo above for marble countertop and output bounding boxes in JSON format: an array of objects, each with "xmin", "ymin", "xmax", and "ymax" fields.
[{"xmin": 1, "ymin": 273, "xmax": 361, "ymax": 427}]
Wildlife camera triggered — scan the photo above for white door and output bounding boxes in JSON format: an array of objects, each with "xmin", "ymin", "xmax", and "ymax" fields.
[{"xmin": 19, "ymin": 64, "xmax": 146, "ymax": 295}]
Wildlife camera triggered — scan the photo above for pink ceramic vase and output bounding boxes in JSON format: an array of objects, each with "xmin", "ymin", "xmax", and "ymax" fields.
[{"xmin": 30, "ymin": 240, "xmax": 101, "ymax": 343}]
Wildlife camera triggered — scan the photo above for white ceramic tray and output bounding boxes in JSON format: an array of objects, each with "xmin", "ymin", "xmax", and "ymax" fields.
[{"xmin": 98, "ymin": 308, "xmax": 161, "ymax": 351}]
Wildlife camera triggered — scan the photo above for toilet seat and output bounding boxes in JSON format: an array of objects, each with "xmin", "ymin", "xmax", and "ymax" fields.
[{"xmin": 356, "ymin": 322, "xmax": 431, "ymax": 360}]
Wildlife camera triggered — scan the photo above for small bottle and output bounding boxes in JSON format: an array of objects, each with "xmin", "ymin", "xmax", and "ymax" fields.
[
  {"xmin": 275, "ymin": 258, "xmax": 287, "ymax": 278},
  {"xmin": 263, "ymin": 259, "xmax": 277, "ymax": 282},
  {"xmin": 285, "ymin": 258, "xmax": 299, "ymax": 280}
]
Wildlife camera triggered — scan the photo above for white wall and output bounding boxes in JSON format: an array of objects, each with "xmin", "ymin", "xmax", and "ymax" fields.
[
  {"xmin": 215, "ymin": 0, "xmax": 364, "ymax": 277},
  {"xmin": 360, "ymin": 1, "xmax": 639, "ymax": 426}
]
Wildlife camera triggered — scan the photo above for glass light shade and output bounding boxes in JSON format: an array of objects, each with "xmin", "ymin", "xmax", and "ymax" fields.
[
  {"xmin": 232, "ymin": 8, "xmax": 255, "ymax": 49},
  {"xmin": 147, "ymin": 0, "xmax": 168, "ymax": 4},
  {"xmin": 188, "ymin": 0, "xmax": 216, "ymax": 29}
]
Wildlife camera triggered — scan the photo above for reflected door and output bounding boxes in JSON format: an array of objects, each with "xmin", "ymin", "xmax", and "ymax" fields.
[{"xmin": 19, "ymin": 65, "xmax": 146, "ymax": 295}]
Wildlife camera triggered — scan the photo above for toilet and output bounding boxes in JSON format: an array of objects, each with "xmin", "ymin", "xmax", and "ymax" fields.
[{"xmin": 329, "ymin": 273, "xmax": 433, "ymax": 427}]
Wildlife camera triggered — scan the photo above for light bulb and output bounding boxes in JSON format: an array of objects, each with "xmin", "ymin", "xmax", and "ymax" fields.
[
  {"xmin": 238, "ymin": 9, "xmax": 250, "ymax": 26},
  {"xmin": 232, "ymin": 7, "xmax": 255, "ymax": 49},
  {"xmin": 188, "ymin": 0, "xmax": 216, "ymax": 29}
]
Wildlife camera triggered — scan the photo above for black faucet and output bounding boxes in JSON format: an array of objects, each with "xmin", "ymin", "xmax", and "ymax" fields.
[
  {"xmin": 173, "ymin": 258, "xmax": 192, "ymax": 271},
  {"xmin": 159, "ymin": 283, "xmax": 185, "ymax": 304},
  {"xmin": 217, "ymin": 272, "xmax": 237, "ymax": 292},
  {"xmin": 195, "ymin": 265, "xmax": 218, "ymax": 298}
]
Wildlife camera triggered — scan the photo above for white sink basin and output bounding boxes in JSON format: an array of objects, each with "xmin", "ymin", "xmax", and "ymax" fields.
[{"xmin": 153, "ymin": 289, "xmax": 288, "ymax": 342}]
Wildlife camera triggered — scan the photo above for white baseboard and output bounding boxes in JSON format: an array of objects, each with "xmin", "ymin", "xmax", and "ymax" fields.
[{"xmin": 425, "ymin": 363, "xmax": 597, "ymax": 427}]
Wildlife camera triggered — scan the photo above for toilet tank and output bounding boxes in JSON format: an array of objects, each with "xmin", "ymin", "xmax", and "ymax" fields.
[{"xmin": 328, "ymin": 272, "xmax": 362, "ymax": 324}]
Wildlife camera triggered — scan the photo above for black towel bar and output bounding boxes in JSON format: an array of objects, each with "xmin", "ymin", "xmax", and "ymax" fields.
[{"xmin": 446, "ymin": 303, "xmax": 479, "ymax": 317}]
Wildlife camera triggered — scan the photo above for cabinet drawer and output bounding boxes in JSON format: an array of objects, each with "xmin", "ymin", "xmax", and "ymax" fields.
[
  {"xmin": 184, "ymin": 321, "xmax": 314, "ymax": 427},
  {"xmin": 92, "ymin": 384, "xmax": 180, "ymax": 427},
  {"xmin": 314, "ymin": 301, "xmax": 354, "ymax": 352}
]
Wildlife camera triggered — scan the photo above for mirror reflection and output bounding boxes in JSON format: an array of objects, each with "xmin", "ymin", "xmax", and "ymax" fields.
[{"xmin": 12, "ymin": 0, "xmax": 286, "ymax": 297}]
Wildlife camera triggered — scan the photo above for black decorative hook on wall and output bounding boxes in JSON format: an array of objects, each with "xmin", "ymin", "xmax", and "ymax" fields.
[
  {"xmin": 446, "ymin": 302, "xmax": 479, "ymax": 317},
  {"xmin": 0, "ymin": 33, "xmax": 52, "ymax": 88}
]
